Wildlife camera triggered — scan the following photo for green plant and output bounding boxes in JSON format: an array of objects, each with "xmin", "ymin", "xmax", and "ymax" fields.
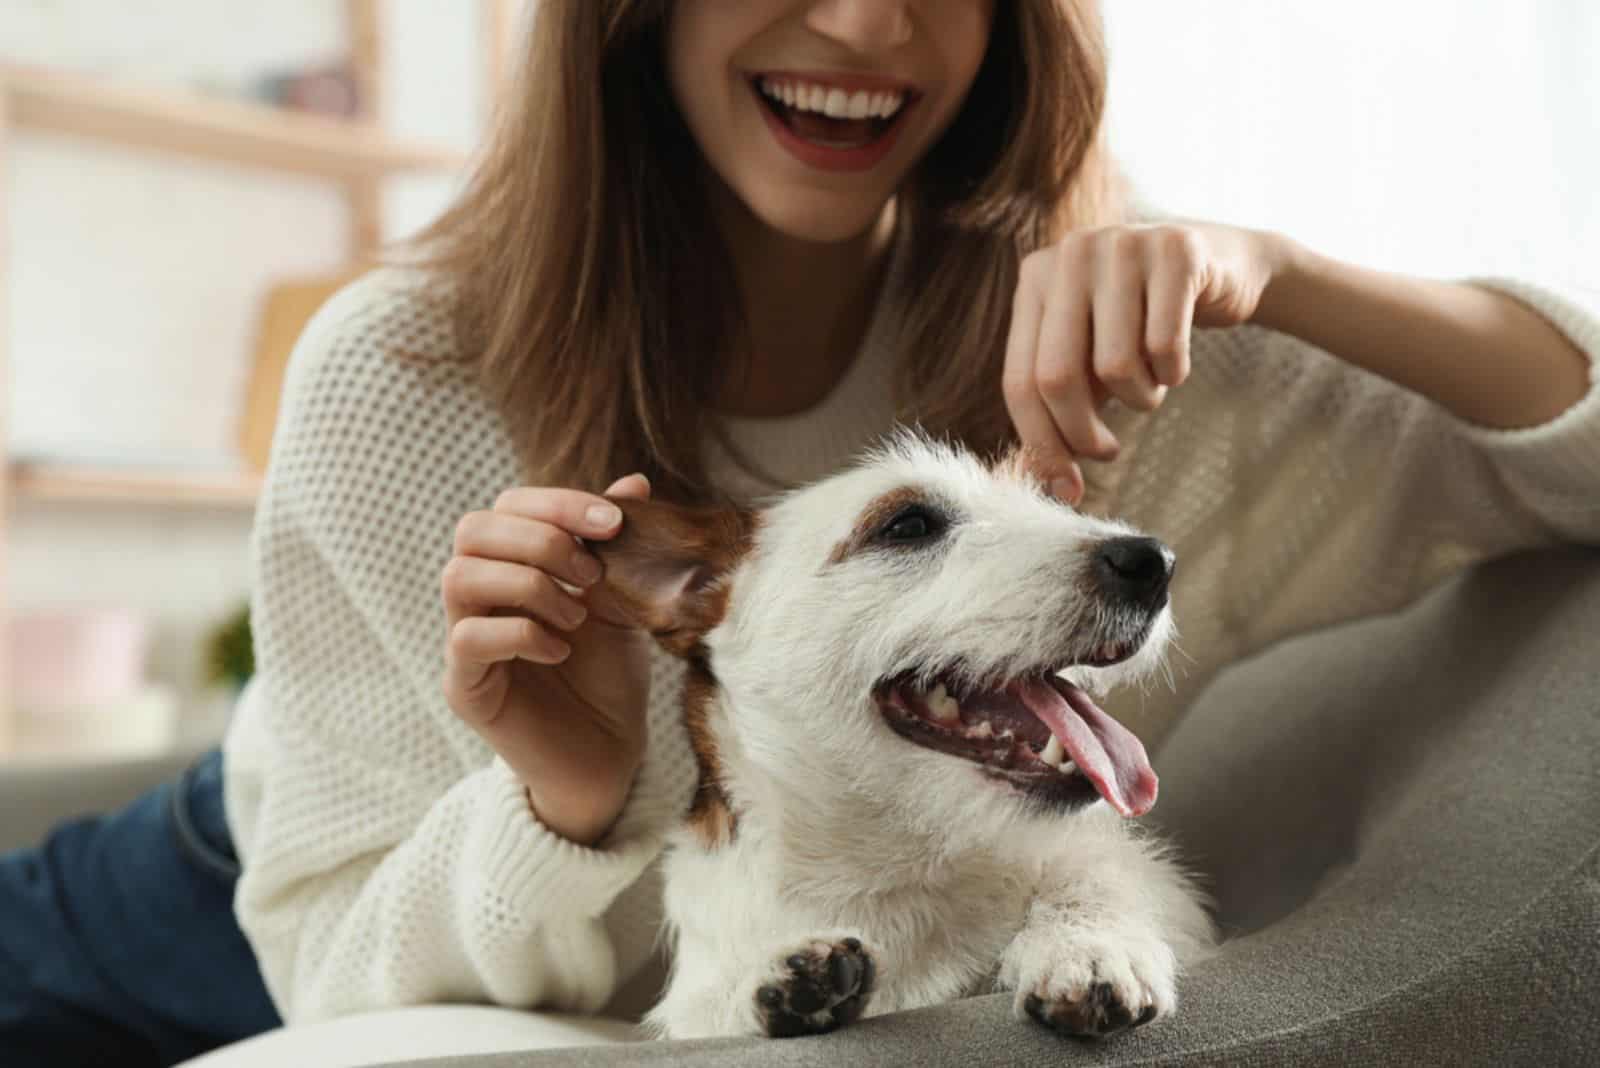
[{"xmin": 206, "ymin": 603, "xmax": 255, "ymax": 691}]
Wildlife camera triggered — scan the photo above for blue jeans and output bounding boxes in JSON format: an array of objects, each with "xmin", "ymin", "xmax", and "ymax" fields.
[{"xmin": 0, "ymin": 749, "xmax": 281, "ymax": 1066}]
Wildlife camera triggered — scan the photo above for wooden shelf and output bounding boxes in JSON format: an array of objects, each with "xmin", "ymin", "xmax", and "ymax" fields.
[
  {"xmin": 0, "ymin": 62, "xmax": 469, "ymax": 180},
  {"xmin": 9, "ymin": 462, "xmax": 261, "ymax": 507}
]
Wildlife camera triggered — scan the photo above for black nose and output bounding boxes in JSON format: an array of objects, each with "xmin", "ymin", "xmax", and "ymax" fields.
[{"xmin": 1092, "ymin": 536, "xmax": 1174, "ymax": 607}]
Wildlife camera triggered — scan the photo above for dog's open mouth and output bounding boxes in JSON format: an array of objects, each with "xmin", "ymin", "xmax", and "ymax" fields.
[{"xmin": 874, "ymin": 652, "xmax": 1158, "ymax": 817}]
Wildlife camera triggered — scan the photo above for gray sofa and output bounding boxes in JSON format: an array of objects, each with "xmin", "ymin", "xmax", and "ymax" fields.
[{"xmin": 6, "ymin": 548, "xmax": 1597, "ymax": 1066}]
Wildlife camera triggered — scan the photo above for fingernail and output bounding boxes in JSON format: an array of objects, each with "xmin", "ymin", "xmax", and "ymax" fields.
[
  {"xmin": 1050, "ymin": 477, "xmax": 1078, "ymax": 501},
  {"xmin": 574, "ymin": 552, "xmax": 603, "ymax": 585},
  {"xmin": 585, "ymin": 503, "xmax": 622, "ymax": 530},
  {"xmin": 562, "ymin": 599, "xmax": 588, "ymax": 628}
]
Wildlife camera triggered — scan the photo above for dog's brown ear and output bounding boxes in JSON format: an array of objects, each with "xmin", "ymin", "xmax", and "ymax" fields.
[{"xmin": 588, "ymin": 498, "xmax": 755, "ymax": 656}]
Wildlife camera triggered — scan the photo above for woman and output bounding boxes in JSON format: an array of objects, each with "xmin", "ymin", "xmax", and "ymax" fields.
[{"xmin": 5, "ymin": 1, "xmax": 1597, "ymax": 1064}]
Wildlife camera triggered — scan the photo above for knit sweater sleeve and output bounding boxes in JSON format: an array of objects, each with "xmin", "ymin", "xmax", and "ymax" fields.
[
  {"xmin": 224, "ymin": 271, "xmax": 697, "ymax": 1023},
  {"xmin": 1142, "ymin": 277, "xmax": 1600, "ymax": 660}
]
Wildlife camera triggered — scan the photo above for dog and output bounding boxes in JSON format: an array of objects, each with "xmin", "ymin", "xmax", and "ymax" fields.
[{"xmin": 591, "ymin": 432, "xmax": 1215, "ymax": 1040}]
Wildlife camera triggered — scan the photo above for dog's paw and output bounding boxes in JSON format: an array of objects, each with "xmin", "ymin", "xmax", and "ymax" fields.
[
  {"xmin": 1023, "ymin": 981, "xmax": 1157, "ymax": 1039},
  {"xmin": 1007, "ymin": 932, "xmax": 1175, "ymax": 1040},
  {"xmin": 754, "ymin": 935, "xmax": 876, "ymax": 1038}
]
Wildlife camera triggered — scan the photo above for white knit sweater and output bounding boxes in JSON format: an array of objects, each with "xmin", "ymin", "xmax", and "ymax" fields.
[{"xmin": 224, "ymin": 254, "xmax": 1600, "ymax": 1024}]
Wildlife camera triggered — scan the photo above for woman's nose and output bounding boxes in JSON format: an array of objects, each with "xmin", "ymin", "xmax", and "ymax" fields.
[{"xmin": 804, "ymin": 0, "xmax": 914, "ymax": 52}]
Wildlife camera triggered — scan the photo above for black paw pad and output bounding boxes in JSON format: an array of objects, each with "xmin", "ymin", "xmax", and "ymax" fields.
[
  {"xmin": 756, "ymin": 938, "xmax": 876, "ymax": 1038},
  {"xmin": 1025, "ymin": 981, "xmax": 1152, "ymax": 1040}
]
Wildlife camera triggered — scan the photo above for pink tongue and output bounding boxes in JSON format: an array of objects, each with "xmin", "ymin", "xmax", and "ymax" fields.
[{"xmin": 1013, "ymin": 677, "xmax": 1158, "ymax": 817}]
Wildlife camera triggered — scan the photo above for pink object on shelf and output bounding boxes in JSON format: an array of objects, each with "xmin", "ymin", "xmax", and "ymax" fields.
[{"xmin": 8, "ymin": 609, "xmax": 151, "ymax": 706}]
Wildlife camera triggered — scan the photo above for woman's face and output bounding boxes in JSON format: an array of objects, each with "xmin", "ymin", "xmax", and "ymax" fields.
[{"xmin": 667, "ymin": 0, "xmax": 996, "ymax": 244}]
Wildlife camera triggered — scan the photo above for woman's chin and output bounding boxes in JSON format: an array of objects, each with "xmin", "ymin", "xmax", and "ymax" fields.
[{"xmin": 742, "ymin": 188, "xmax": 894, "ymax": 247}]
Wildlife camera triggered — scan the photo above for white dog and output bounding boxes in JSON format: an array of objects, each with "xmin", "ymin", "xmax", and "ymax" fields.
[{"xmin": 592, "ymin": 433, "xmax": 1215, "ymax": 1041}]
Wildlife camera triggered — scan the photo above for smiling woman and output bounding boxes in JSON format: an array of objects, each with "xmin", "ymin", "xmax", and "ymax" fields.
[
  {"xmin": 666, "ymin": 0, "xmax": 992, "ymax": 236},
  {"xmin": 411, "ymin": 0, "xmax": 1121, "ymax": 500},
  {"xmin": 7, "ymin": 0, "xmax": 1599, "ymax": 1063}
]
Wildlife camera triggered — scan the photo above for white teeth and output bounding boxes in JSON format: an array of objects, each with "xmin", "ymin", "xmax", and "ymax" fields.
[
  {"xmin": 926, "ymin": 683, "xmax": 960, "ymax": 724},
  {"xmin": 1040, "ymin": 735, "xmax": 1066, "ymax": 768},
  {"xmin": 758, "ymin": 77, "xmax": 905, "ymax": 120}
]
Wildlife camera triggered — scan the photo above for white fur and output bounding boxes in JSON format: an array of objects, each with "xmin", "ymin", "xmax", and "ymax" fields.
[{"xmin": 647, "ymin": 433, "xmax": 1216, "ymax": 1039}]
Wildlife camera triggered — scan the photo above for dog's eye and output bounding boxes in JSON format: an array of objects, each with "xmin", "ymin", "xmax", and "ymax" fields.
[{"xmin": 880, "ymin": 505, "xmax": 945, "ymax": 544}]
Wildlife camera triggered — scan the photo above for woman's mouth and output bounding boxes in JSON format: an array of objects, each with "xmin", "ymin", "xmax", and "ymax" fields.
[{"xmin": 748, "ymin": 73, "xmax": 919, "ymax": 173}]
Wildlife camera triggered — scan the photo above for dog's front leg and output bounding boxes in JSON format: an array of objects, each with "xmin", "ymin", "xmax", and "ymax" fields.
[
  {"xmin": 649, "ymin": 926, "xmax": 876, "ymax": 1039},
  {"xmin": 997, "ymin": 810, "xmax": 1215, "ymax": 1040}
]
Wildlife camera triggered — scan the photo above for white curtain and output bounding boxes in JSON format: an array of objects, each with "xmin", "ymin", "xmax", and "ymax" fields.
[{"xmin": 1102, "ymin": 1, "xmax": 1599, "ymax": 289}]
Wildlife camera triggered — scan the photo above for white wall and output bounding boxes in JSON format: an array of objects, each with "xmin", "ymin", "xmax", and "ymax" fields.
[
  {"xmin": 3, "ymin": 1, "xmax": 491, "ymax": 734},
  {"xmin": 1102, "ymin": 1, "xmax": 1599, "ymax": 288}
]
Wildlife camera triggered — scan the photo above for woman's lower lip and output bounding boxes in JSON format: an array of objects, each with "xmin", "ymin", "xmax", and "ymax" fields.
[{"xmin": 753, "ymin": 87, "xmax": 909, "ymax": 174}]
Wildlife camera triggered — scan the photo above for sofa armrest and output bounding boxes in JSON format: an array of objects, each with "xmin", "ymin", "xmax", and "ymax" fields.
[
  {"xmin": 0, "ymin": 746, "xmax": 204, "ymax": 852},
  {"xmin": 394, "ymin": 547, "xmax": 1600, "ymax": 1067}
]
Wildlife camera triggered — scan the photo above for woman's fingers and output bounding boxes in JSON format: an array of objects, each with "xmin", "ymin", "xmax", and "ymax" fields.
[
  {"xmin": 1004, "ymin": 256, "xmax": 1084, "ymax": 502},
  {"xmin": 444, "ymin": 473, "xmax": 653, "ymax": 662},
  {"xmin": 453, "ymin": 512, "xmax": 606, "ymax": 590},
  {"xmin": 1144, "ymin": 240, "xmax": 1199, "ymax": 388},
  {"xmin": 1003, "ymin": 226, "xmax": 1222, "ymax": 503},
  {"xmin": 442, "ymin": 614, "xmax": 567, "ymax": 728},
  {"xmin": 441, "ymin": 556, "xmax": 588, "ymax": 631},
  {"xmin": 447, "ymin": 614, "xmax": 571, "ymax": 673},
  {"xmin": 1036, "ymin": 253, "xmax": 1118, "ymax": 463},
  {"xmin": 491, "ymin": 486, "xmax": 626, "ymax": 539},
  {"xmin": 1093, "ymin": 254, "xmax": 1165, "ymax": 414}
]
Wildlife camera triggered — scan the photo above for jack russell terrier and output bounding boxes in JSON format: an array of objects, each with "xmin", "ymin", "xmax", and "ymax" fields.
[{"xmin": 591, "ymin": 433, "xmax": 1214, "ymax": 1041}]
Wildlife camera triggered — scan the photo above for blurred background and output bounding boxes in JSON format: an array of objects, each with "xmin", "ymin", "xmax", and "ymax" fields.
[{"xmin": 0, "ymin": 1, "xmax": 1595, "ymax": 767}]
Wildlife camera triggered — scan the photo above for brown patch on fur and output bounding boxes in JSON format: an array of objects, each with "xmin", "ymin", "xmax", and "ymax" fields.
[
  {"xmin": 590, "ymin": 499, "xmax": 756, "ymax": 655},
  {"xmin": 586, "ymin": 499, "xmax": 749, "ymax": 848},
  {"xmin": 827, "ymin": 485, "xmax": 925, "ymax": 565},
  {"xmin": 682, "ymin": 656, "xmax": 736, "ymax": 850}
]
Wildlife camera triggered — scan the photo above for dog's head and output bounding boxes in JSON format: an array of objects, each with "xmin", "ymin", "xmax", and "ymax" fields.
[{"xmin": 593, "ymin": 433, "xmax": 1174, "ymax": 851}]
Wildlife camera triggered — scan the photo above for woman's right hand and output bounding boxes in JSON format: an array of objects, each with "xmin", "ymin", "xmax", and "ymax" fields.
[{"xmin": 442, "ymin": 473, "xmax": 654, "ymax": 846}]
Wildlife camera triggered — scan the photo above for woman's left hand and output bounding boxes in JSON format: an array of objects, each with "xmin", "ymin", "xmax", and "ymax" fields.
[{"xmin": 1003, "ymin": 222, "xmax": 1285, "ymax": 503}]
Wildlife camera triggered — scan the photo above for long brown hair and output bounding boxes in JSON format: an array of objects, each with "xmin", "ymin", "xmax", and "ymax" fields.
[{"xmin": 405, "ymin": 1, "xmax": 1122, "ymax": 503}]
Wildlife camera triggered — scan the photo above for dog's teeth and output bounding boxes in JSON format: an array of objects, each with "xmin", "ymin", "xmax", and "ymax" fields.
[
  {"xmin": 926, "ymin": 683, "xmax": 961, "ymax": 723},
  {"xmin": 1040, "ymin": 734, "xmax": 1066, "ymax": 768},
  {"xmin": 1061, "ymin": 760, "xmax": 1077, "ymax": 775}
]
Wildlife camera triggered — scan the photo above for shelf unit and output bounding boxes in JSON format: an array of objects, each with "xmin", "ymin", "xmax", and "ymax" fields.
[
  {"xmin": 0, "ymin": 62, "xmax": 469, "ymax": 182},
  {"xmin": 0, "ymin": 1, "xmax": 522, "ymax": 743},
  {"xmin": 9, "ymin": 463, "xmax": 263, "ymax": 508}
]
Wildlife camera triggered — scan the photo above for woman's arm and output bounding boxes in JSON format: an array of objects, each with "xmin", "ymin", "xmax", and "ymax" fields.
[
  {"xmin": 1250, "ymin": 234, "xmax": 1592, "ymax": 430},
  {"xmin": 1005, "ymin": 219, "xmax": 1599, "ymax": 500},
  {"xmin": 228, "ymin": 273, "xmax": 695, "ymax": 1022}
]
